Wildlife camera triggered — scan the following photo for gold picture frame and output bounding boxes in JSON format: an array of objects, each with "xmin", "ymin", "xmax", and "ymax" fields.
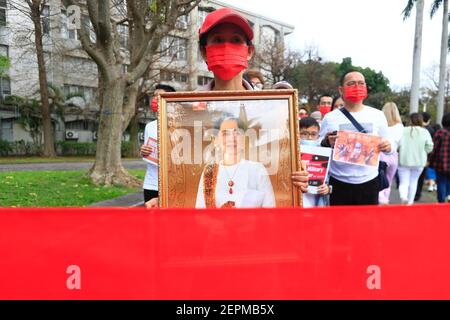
[{"xmin": 158, "ymin": 90, "xmax": 301, "ymax": 208}]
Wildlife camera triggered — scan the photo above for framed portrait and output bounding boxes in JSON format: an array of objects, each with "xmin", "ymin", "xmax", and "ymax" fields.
[{"xmin": 158, "ymin": 90, "xmax": 301, "ymax": 208}]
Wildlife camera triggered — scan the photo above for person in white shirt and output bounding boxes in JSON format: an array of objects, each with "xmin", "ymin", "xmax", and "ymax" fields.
[
  {"xmin": 379, "ymin": 102, "xmax": 404, "ymax": 204},
  {"xmin": 195, "ymin": 117, "xmax": 275, "ymax": 208},
  {"xmin": 319, "ymin": 71, "xmax": 392, "ymax": 205},
  {"xmin": 140, "ymin": 84, "xmax": 175, "ymax": 204}
]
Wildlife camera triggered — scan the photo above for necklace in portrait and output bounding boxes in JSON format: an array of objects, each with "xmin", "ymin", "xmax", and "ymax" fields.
[{"xmin": 222, "ymin": 162, "xmax": 241, "ymax": 195}]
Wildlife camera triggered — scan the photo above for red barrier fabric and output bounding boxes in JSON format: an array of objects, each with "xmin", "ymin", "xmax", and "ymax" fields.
[{"xmin": 0, "ymin": 204, "xmax": 449, "ymax": 299}]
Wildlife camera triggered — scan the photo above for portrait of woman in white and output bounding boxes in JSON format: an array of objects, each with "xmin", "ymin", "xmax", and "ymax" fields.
[{"xmin": 195, "ymin": 117, "xmax": 276, "ymax": 208}]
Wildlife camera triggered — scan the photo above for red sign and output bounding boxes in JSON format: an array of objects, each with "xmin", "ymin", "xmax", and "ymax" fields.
[{"xmin": 1, "ymin": 205, "xmax": 450, "ymax": 299}]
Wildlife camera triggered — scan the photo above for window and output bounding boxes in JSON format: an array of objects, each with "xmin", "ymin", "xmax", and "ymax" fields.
[
  {"xmin": 117, "ymin": 24, "xmax": 128, "ymax": 48},
  {"xmin": 160, "ymin": 36, "xmax": 187, "ymax": 61},
  {"xmin": 61, "ymin": 10, "xmax": 95, "ymax": 41},
  {"xmin": 61, "ymin": 8, "xmax": 78, "ymax": 40},
  {"xmin": 197, "ymin": 9, "xmax": 210, "ymax": 29},
  {"xmin": 42, "ymin": 5, "xmax": 50, "ymax": 35},
  {"xmin": 0, "ymin": 77, "xmax": 11, "ymax": 95},
  {"xmin": 66, "ymin": 120, "xmax": 89, "ymax": 131},
  {"xmin": 0, "ymin": 0, "xmax": 6, "ymax": 27},
  {"xmin": 63, "ymin": 84, "xmax": 95, "ymax": 102},
  {"xmin": 82, "ymin": 15, "xmax": 96, "ymax": 42},
  {"xmin": 160, "ymin": 70, "xmax": 188, "ymax": 83},
  {"xmin": 175, "ymin": 15, "xmax": 189, "ymax": 30},
  {"xmin": 121, "ymin": 64, "xmax": 128, "ymax": 75},
  {"xmin": 0, "ymin": 44, "xmax": 8, "ymax": 57},
  {"xmin": 197, "ymin": 76, "xmax": 212, "ymax": 86},
  {"xmin": 1, "ymin": 118, "xmax": 12, "ymax": 130}
]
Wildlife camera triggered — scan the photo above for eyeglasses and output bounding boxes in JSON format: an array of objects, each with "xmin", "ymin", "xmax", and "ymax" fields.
[{"xmin": 300, "ymin": 131, "xmax": 319, "ymax": 139}]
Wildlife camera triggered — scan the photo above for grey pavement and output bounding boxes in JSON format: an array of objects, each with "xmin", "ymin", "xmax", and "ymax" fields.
[
  {"xmin": 0, "ymin": 160, "xmax": 146, "ymax": 172},
  {"xmin": 389, "ymin": 183, "xmax": 436, "ymax": 204},
  {"xmin": 89, "ymin": 191, "xmax": 144, "ymax": 207},
  {"xmin": 88, "ymin": 184, "xmax": 437, "ymax": 208}
]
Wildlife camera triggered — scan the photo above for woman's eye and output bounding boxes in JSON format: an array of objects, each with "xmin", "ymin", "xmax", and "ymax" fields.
[{"xmin": 212, "ymin": 37, "xmax": 224, "ymax": 44}]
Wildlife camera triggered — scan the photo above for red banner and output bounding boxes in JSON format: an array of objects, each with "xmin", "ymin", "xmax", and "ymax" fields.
[{"xmin": 1, "ymin": 204, "xmax": 450, "ymax": 299}]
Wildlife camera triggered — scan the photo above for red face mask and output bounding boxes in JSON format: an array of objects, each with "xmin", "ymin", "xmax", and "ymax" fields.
[
  {"xmin": 343, "ymin": 85, "xmax": 368, "ymax": 103},
  {"xmin": 319, "ymin": 105, "xmax": 331, "ymax": 116},
  {"xmin": 151, "ymin": 96, "xmax": 158, "ymax": 112},
  {"xmin": 205, "ymin": 43, "xmax": 249, "ymax": 81}
]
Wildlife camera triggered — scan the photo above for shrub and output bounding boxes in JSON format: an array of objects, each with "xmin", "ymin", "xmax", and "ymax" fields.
[
  {"xmin": 10, "ymin": 140, "xmax": 41, "ymax": 156},
  {"xmin": 0, "ymin": 139, "xmax": 12, "ymax": 156},
  {"xmin": 121, "ymin": 141, "xmax": 132, "ymax": 158},
  {"xmin": 57, "ymin": 141, "xmax": 96, "ymax": 156}
]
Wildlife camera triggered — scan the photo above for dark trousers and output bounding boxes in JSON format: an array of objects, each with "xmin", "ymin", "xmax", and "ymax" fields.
[
  {"xmin": 143, "ymin": 189, "xmax": 158, "ymax": 202},
  {"xmin": 436, "ymin": 172, "xmax": 450, "ymax": 203},
  {"xmin": 414, "ymin": 167, "xmax": 427, "ymax": 201},
  {"xmin": 330, "ymin": 176, "xmax": 379, "ymax": 206}
]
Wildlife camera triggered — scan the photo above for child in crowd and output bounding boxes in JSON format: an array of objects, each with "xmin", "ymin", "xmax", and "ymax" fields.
[{"xmin": 299, "ymin": 117, "xmax": 331, "ymax": 207}]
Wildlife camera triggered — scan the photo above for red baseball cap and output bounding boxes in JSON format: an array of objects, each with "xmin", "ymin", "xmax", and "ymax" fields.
[{"xmin": 199, "ymin": 7, "xmax": 254, "ymax": 42}]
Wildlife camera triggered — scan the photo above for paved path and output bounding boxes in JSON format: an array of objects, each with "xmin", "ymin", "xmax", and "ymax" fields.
[
  {"xmin": 88, "ymin": 185, "xmax": 437, "ymax": 208},
  {"xmin": 0, "ymin": 160, "xmax": 146, "ymax": 172},
  {"xmin": 89, "ymin": 191, "xmax": 144, "ymax": 207}
]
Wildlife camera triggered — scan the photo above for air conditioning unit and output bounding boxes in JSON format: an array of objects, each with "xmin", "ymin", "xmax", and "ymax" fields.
[
  {"xmin": 65, "ymin": 130, "xmax": 79, "ymax": 140},
  {"xmin": 93, "ymin": 131, "xmax": 98, "ymax": 140},
  {"xmin": 138, "ymin": 132, "xmax": 145, "ymax": 141}
]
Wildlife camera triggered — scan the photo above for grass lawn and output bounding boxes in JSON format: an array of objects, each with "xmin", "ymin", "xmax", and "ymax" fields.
[
  {"xmin": 0, "ymin": 169, "xmax": 145, "ymax": 207},
  {"xmin": 0, "ymin": 156, "xmax": 141, "ymax": 164}
]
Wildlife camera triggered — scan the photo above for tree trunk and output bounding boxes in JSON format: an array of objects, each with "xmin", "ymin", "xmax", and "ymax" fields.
[
  {"xmin": 89, "ymin": 73, "xmax": 141, "ymax": 187},
  {"xmin": 436, "ymin": 0, "xmax": 448, "ymax": 125},
  {"xmin": 410, "ymin": 0, "xmax": 424, "ymax": 114},
  {"xmin": 129, "ymin": 111, "xmax": 140, "ymax": 158},
  {"xmin": 31, "ymin": 4, "xmax": 56, "ymax": 157},
  {"xmin": 125, "ymin": 82, "xmax": 143, "ymax": 159}
]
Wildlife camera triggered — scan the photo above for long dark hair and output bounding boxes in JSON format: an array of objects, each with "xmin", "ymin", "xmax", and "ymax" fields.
[{"xmin": 409, "ymin": 112, "xmax": 423, "ymax": 137}]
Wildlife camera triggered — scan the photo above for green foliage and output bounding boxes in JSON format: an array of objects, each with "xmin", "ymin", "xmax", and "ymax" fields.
[
  {"xmin": 336, "ymin": 57, "xmax": 391, "ymax": 94},
  {"xmin": 285, "ymin": 58, "xmax": 339, "ymax": 106},
  {"xmin": 402, "ymin": 0, "xmax": 416, "ymax": 20},
  {"xmin": 9, "ymin": 140, "xmax": 42, "ymax": 156},
  {"xmin": 56, "ymin": 141, "xmax": 132, "ymax": 157},
  {"xmin": 285, "ymin": 55, "xmax": 391, "ymax": 108},
  {"xmin": 57, "ymin": 141, "xmax": 97, "ymax": 156},
  {"xmin": 17, "ymin": 98, "xmax": 43, "ymax": 146},
  {"xmin": 0, "ymin": 170, "xmax": 145, "ymax": 207},
  {"xmin": 121, "ymin": 141, "xmax": 132, "ymax": 158},
  {"xmin": 0, "ymin": 54, "xmax": 10, "ymax": 78},
  {"xmin": 0, "ymin": 139, "xmax": 12, "ymax": 156}
]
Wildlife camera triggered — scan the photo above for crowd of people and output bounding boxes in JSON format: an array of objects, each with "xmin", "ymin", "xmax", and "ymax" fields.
[{"xmin": 141, "ymin": 7, "xmax": 450, "ymax": 208}]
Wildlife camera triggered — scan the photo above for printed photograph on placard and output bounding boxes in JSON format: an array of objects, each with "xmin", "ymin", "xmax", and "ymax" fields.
[
  {"xmin": 300, "ymin": 144, "xmax": 332, "ymax": 194},
  {"xmin": 333, "ymin": 130, "xmax": 382, "ymax": 167},
  {"xmin": 142, "ymin": 136, "xmax": 158, "ymax": 166}
]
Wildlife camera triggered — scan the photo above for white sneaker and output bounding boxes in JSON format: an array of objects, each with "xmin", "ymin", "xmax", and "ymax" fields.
[
  {"xmin": 434, "ymin": 185, "xmax": 438, "ymax": 191},
  {"xmin": 428, "ymin": 185, "xmax": 434, "ymax": 192}
]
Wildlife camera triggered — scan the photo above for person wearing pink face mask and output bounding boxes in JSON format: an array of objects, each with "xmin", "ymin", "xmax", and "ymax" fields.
[
  {"xmin": 196, "ymin": 8, "xmax": 255, "ymax": 91},
  {"xmin": 317, "ymin": 94, "xmax": 333, "ymax": 118},
  {"xmin": 319, "ymin": 71, "xmax": 392, "ymax": 205},
  {"xmin": 141, "ymin": 83, "xmax": 175, "ymax": 205},
  {"xmin": 145, "ymin": 8, "xmax": 309, "ymax": 208}
]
